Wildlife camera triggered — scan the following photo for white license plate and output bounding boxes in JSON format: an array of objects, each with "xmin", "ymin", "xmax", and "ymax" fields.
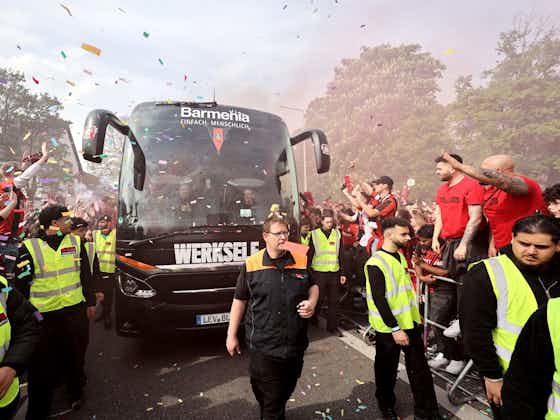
[{"xmin": 196, "ymin": 312, "xmax": 230, "ymax": 325}]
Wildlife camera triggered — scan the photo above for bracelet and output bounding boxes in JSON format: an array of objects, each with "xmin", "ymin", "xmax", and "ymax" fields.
[
  {"xmin": 484, "ymin": 377, "xmax": 503, "ymax": 383},
  {"xmin": 391, "ymin": 326, "xmax": 401, "ymax": 332}
]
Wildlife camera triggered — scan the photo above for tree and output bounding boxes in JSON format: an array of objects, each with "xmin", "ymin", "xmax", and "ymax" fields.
[
  {"xmin": 450, "ymin": 19, "xmax": 560, "ymax": 184},
  {"xmin": 303, "ymin": 44, "xmax": 447, "ymax": 202},
  {"xmin": 0, "ymin": 68, "xmax": 68, "ymax": 160}
]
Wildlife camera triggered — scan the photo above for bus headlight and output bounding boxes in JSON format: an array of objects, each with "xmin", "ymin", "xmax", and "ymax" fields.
[{"xmin": 118, "ymin": 273, "xmax": 157, "ymax": 299}]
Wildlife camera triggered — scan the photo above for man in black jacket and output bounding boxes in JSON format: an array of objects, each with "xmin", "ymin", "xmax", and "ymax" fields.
[
  {"xmin": 460, "ymin": 215, "xmax": 560, "ymax": 419},
  {"xmin": 0, "ymin": 275, "xmax": 41, "ymax": 419},
  {"xmin": 501, "ymin": 298, "xmax": 559, "ymax": 419},
  {"xmin": 226, "ymin": 213, "xmax": 319, "ymax": 420}
]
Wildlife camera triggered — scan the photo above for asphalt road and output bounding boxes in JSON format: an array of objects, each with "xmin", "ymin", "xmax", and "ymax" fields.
[{"xmin": 15, "ymin": 320, "xmax": 450, "ymax": 420}]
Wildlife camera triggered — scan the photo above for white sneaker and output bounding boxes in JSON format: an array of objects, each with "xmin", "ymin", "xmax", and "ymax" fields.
[
  {"xmin": 445, "ymin": 360, "xmax": 466, "ymax": 375},
  {"xmin": 443, "ymin": 319, "xmax": 461, "ymax": 338},
  {"xmin": 428, "ymin": 353, "xmax": 449, "ymax": 369}
]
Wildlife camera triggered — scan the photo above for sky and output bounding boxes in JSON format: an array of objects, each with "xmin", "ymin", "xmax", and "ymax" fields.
[{"xmin": 1, "ymin": 0, "xmax": 559, "ymax": 148}]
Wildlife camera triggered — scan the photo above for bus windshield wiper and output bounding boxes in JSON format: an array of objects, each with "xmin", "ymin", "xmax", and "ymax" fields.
[{"xmin": 128, "ymin": 230, "xmax": 196, "ymax": 247}]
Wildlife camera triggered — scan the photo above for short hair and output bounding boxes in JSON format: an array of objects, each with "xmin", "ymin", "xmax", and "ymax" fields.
[
  {"xmin": 417, "ymin": 224, "xmax": 435, "ymax": 239},
  {"xmin": 300, "ymin": 216, "xmax": 311, "ymax": 227},
  {"xmin": 263, "ymin": 214, "xmax": 289, "ymax": 233},
  {"xmin": 512, "ymin": 215, "xmax": 560, "ymax": 243},
  {"xmin": 39, "ymin": 205, "xmax": 68, "ymax": 228},
  {"xmin": 322, "ymin": 209, "xmax": 335, "ymax": 219},
  {"xmin": 435, "ymin": 154, "xmax": 463, "ymax": 164},
  {"xmin": 543, "ymin": 184, "xmax": 560, "ymax": 204},
  {"xmin": 381, "ymin": 217, "xmax": 411, "ymax": 231}
]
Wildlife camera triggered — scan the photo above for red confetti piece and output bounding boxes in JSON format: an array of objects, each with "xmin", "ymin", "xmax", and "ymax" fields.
[{"xmin": 32, "ymin": 77, "xmax": 39, "ymax": 84}]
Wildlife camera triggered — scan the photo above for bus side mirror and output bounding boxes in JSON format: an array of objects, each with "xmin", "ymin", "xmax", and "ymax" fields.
[
  {"xmin": 82, "ymin": 109, "xmax": 146, "ymax": 190},
  {"xmin": 290, "ymin": 129, "xmax": 330, "ymax": 174}
]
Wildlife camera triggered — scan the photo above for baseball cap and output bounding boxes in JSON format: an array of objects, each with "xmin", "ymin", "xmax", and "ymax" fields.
[
  {"xmin": 372, "ymin": 176, "xmax": 394, "ymax": 188},
  {"xmin": 98, "ymin": 214, "xmax": 112, "ymax": 222}
]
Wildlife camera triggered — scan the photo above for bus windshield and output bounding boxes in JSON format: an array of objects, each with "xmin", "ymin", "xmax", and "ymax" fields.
[{"xmin": 118, "ymin": 103, "xmax": 298, "ymax": 237}]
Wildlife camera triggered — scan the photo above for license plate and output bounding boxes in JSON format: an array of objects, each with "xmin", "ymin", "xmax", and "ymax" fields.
[{"xmin": 196, "ymin": 312, "xmax": 230, "ymax": 325}]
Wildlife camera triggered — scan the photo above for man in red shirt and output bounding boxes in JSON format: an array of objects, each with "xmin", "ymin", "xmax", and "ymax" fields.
[
  {"xmin": 430, "ymin": 154, "xmax": 484, "ymax": 374},
  {"xmin": 442, "ymin": 153, "xmax": 548, "ymax": 255}
]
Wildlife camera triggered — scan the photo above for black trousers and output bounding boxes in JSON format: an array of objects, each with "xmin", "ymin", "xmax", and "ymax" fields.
[
  {"xmin": 430, "ymin": 287, "xmax": 461, "ymax": 360},
  {"xmin": 100, "ymin": 273, "xmax": 115, "ymax": 320},
  {"xmin": 249, "ymin": 352, "xmax": 304, "ymax": 420},
  {"xmin": 374, "ymin": 326, "xmax": 439, "ymax": 418},
  {"xmin": 0, "ymin": 393, "xmax": 20, "ymax": 420},
  {"xmin": 312, "ymin": 271, "xmax": 339, "ymax": 331},
  {"xmin": 26, "ymin": 303, "xmax": 89, "ymax": 420}
]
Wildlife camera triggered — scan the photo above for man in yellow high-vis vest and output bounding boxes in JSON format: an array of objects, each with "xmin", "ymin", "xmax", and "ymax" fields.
[
  {"xmin": 0, "ymin": 274, "xmax": 40, "ymax": 419},
  {"xmin": 461, "ymin": 215, "xmax": 560, "ymax": 419},
  {"xmin": 308, "ymin": 209, "xmax": 346, "ymax": 336},
  {"xmin": 93, "ymin": 215, "xmax": 116, "ymax": 330},
  {"xmin": 14, "ymin": 205, "xmax": 97, "ymax": 419},
  {"xmin": 365, "ymin": 217, "xmax": 441, "ymax": 420},
  {"xmin": 502, "ymin": 298, "xmax": 560, "ymax": 419}
]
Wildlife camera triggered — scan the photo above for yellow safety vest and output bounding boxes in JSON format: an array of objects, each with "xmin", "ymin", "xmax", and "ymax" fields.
[
  {"xmin": 93, "ymin": 230, "xmax": 116, "ymax": 274},
  {"xmin": 478, "ymin": 254, "xmax": 538, "ymax": 374},
  {"xmin": 24, "ymin": 234, "xmax": 85, "ymax": 313},
  {"xmin": 546, "ymin": 298, "xmax": 560, "ymax": 419},
  {"xmin": 84, "ymin": 242, "xmax": 96, "ymax": 273},
  {"xmin": 310, "ymin": 228, "xmax": 340, "ymax": 272},
  {"xmin": 365, "ymin": 251, "xmax": 420, "ymax": 333},
  {"xmin": 0, "ymin": 276, "xmax": 19, "ymax": 408},
  {"xmin": 300, "ymin": 233, "xmax": 310, "ymax": 246}
]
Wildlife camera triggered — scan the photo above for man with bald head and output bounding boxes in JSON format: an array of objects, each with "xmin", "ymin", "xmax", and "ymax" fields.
[{"xmin": 442, "ymin": 153, "xmax": 548, "ymax": 255}]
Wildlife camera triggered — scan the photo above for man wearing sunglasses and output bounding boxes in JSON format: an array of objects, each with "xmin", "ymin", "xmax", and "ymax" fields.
[{"xmin": 227, "ymin": 213, "xmax": 319, "ymax": 420}]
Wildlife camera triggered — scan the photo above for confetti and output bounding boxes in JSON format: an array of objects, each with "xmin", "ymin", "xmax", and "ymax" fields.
[
  {"xmin": 444, "ymin": 48, "xmax": 455, "ymax": 55},
  {"xmin": 118, "ymin": 7, "xmax": 126, "ymax": 13},
  {"xmin": 0, "ymin": 79, "xmax": 7, "ymax": 85},
  {"xmin": 355, "ymin": 379, "xmax": 364, "ymax": 385},
  {"xmin": 33, "ymin": 311, "xmax": 43, "ymax": 321},
  {"xmin": 158, "ymin": 58, "xmax": 164, "ymax": 65},
  {"xmin": 17, "ymin": 271, "xmax": 30, "ymax": 279},
  {"xmin": 145, "ymin": 407, "xmax": 153, "ymax": 412},
  {"xmin": 59, "ymin": 3, "xmax": 72, "ymax": 16},
  {"xmin": 1, "ymin": 287, "xmax": 12, "ymax": 293},
  {"xmin": 158, "ymin": 160, "xmax": 168, "ymax": 165},
  {"xmin": 47, "ymin": 159, "xmax": 58, "ymax": 164},
  {"xmin": 9, "ymin": 147, "xmax": 15, "ymax": 155},
  {"xmin": 83, "ymin": 69, "xmax": 93, "ymax": 76},
  {"xmin": 3, "ymin": 255, "xmax": 16, "ymax": 261},
  {"xmin": 50, "ymin": 137, "xmax": 59, "ymax": 147},
  {"xmin": 32, "ymin": 77, "xmax": 39, "ymax": 84},
  {"xmin": 81, "ymin": 43, "xmax": 102, "ymax": 56},
  {"xmin": 143, "ymin": 31, "xmax": 150, "ymax": 38},
  {"xmin": 282, "ymin": 4, "xmax": 287, "ymax": 10},
  {"xmin": 16, "ymin": 260, "xmax": 30, "ymax": 269},
  {"xmin": 360, "ymin": 24, "xmax": 366, "ymax": 28},
  {"xmin": 60, "ymin": 51, "xmax": 67, "ymax": 59},
  {"xmin": 66, "ymin": 80, "xmax": 76, "ymax": 87}
]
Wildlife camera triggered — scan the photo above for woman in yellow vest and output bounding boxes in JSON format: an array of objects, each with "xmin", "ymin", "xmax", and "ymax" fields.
[
  {"xmin": 364, "ymin": 217, "xmax": 441, "ymax": 420},
  {"xmin": 13, "ymin": 205, "xmax": 98, "ymax": 419},
  {"xmin": 502, "ymin": 298, "xmax": 560, "ymax": 419},
  {"xmin": 93, "ymin": 215, "xmax": 116, "ymax": 330},
  {"xmin": 0, "ymin": 275, "xmax": 40, "ymax": 419},
  {"xmin": 461, "ymin": 215, "xmax": 560, "ymax": 419}
]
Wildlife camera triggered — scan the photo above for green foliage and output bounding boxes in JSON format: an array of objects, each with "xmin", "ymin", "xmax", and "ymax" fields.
[{"xmin": 304, "ymin": 20, "xmax": 560, "ymax": 203}]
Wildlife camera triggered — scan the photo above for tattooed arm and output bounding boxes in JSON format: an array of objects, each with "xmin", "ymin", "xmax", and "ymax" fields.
[
  {"xmin": 441, "ymin": 153, "xmax": 529, "ymax": 196},
  {"xmin": 454, "ymin": 205, "xmax": 482, "ymax": 261}
]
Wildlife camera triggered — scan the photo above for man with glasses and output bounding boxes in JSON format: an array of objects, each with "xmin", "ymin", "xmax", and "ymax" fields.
[{"xmin": 227, "ymin": 213, "xmax": 319, "ymax": 420}]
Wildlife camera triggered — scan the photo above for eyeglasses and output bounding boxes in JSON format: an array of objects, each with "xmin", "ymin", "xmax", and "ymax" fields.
[{"xmin": 266, "ymin": 230, "xmax": 290, "ymax": 238}]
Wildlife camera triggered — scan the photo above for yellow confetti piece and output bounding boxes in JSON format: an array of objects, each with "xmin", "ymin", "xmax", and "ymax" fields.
[
  {"xmin": 47, "ymin": 159, "xmax": 57, "ymax": 164},
  {"xmin": 59, "ymin": 3, "xmax": 72, "ymax": 16},
  {"xmin": 145, "ymin": 407, "xmax": 153, "ymax": 412},
  {"xmin": 66, "ymin": 80, "xmax": 76, "ymax": 87},
  {"xmin": 9, "ymin": 147, "xmax": 16, "ymax": 155},
  {"xmin": 355, "ymin": 379, "xmax": 364, "ymax": 385},
  {"xmin": 23, "ymin": 132, "xmax": 31, "ymax": 141},
  {"xmin": 444, "ymin": 48, "xmax": 455, "ymax": 55},
  {"xmin": 81, "ymin": 43, "xmax": 102, "ymax": 56},
  {"xmin": 62, "ymin": 211, "xmax": 73, "ymax": 217},
  {"xmin": 49, "ymin": 226, "xmax": 60, "ymax": 231},
  {"xmin": 17, "ymin": 260, "xmax": 30, "ymax": 268}
]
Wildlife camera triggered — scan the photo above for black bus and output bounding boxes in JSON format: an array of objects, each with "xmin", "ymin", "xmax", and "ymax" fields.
[{"xmin": 82, "ymin": 101, "xmax": 329, "ymax": 336}]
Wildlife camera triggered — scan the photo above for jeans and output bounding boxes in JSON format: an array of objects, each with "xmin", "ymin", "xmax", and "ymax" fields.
[{"xmin": 430, "ymin": 287, "xmax": 462, "ymax": 360}]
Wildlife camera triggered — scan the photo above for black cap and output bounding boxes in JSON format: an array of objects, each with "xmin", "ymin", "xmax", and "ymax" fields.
[
  {"xmin": 98, "ymin": 214, "xmax": 112, "ymax": 223},
  {"xmin": 39, "ymin": 205, "xmax": 68, "ymax": 229},
  {"xmin": 373, "ymin": 176, "xmax": 394, "ymax": 189},
  {"xmin": 71, "ymin": 217, "xmax": 88, "ymax": 230}
]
